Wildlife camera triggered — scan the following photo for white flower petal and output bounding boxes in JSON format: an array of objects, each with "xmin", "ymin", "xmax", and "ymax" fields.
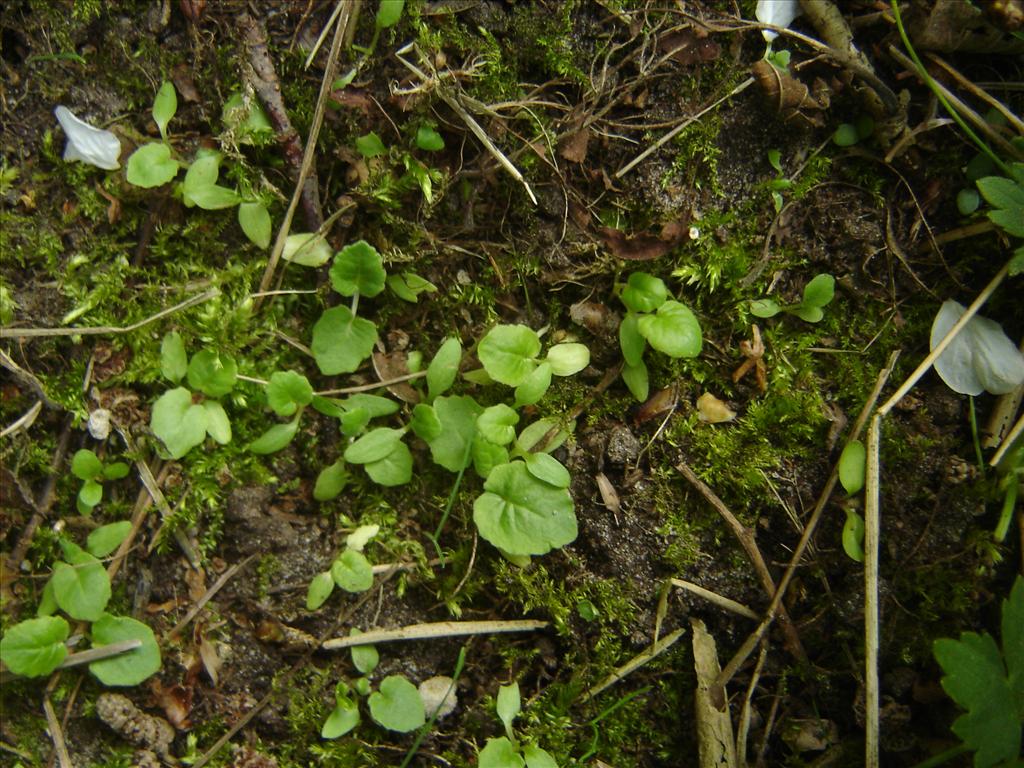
[
  {"xmin": 932, "ymin": 300, "xmax": 984, "ymax": 395},
  {"xmin": 54, "ymin": 106, "xmax": 122, "ymax": 170},
  {"xmin": 756, "ymin": 0, "xmax": 801, "ymax": 41},
  {"xmin": 931, "ymin": 299, "xmax": 1024, "ymax": 396}
]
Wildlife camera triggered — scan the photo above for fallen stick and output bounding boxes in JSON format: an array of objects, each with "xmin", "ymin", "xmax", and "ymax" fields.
[
  {"xmin": 323, "ymin": 619, "xmax": 548, "ymax": 650},
  {"xmin": 579, "ymin": 628, "xmax": 686, "ymax": 703}
]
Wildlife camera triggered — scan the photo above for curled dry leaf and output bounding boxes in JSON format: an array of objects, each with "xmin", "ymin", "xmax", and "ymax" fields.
[
  {"xmin": 373, "ymin": 351, "xmax": 420, "ymax": 403},
  {"xmin": 419, "ymin": 675, "xmax": 459, "ymax": 719},
  {"xmin": 569, "ymin": 300, "xmax": 621, "ymax": 339},
  {"xmin": 696, "ymin": 392, "xmax": 736, "ymax": 424},
  {"xmin": 598, "ymin": 216, "xmax": 690, "ymax": 261},
  {"xmin": 657, "ymin": 28, "xmax": 720, "ymax": 66},
  {"xmin": 751, "ymin": 60, "xmax": 830, "ymax": 128},
  {"xmin": 633, "ymin": 386, "xmax": 678, "ymax": 425},
  {"xmin": 595, "ymin": 472, "xmax": 620, "ymax": 516}
]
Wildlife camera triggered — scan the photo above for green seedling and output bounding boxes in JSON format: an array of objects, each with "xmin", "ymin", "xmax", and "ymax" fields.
[
  {"xmin": 836, "ymin": 440, "xmax": 866, "ymax": 562},
  {"xmin": 70, "ymin": 448, "xmax": 129, "ymax": 514},
  {"xmin": 307, "ymin": 525, "xmax": 379, "ymax": 609},
  {"xmin": 248, "ymin": 370, "xmax": 314, "ymax": 454},
  {"xmin": 0, "ymin": 523, "xmax": 161, "ymax": 686},
  {"xmin": 832, "ymin": 115, "xmax": 874, "ymax": 148},
  {"xmin": 976, "ymin": 173, "xmax": 1024, "ymax": 275},
  {"xmin": 352, "ymin": 127, "xmax": 445, "ymax": 206},
  {"xmin": 931, "ymin": 575, "xmax": 1023, "ymax": 768},
  {"xmin": 151, "ymin": 331, "xmax": 236, "ymax": 459},
  {"xmin": 126, "ymin": 81, "xmax": 180, "ymax": 188},
  {"xmin": 321, "ymin": 625, "xmax": 426, "ymax": 739},
  {"xmin": 478, "ymin": 681, "xmax": 560, "ymax": 768},
  {"xmin": 476, "ymin": 323, "xmax": 590, "ymax": 406},
  {"xmin": 617, "ymin": 272, "xmax": 703, "ymax": 401},
  {"xmin": 750, "ymin": 272, "xmax": 835, "ymax": 324},
  {"xmin": 766, "ymin": 149, "xmax": 791, "ymax": 213}
]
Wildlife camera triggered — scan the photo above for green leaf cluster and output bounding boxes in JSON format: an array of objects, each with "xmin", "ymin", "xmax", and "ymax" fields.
[
  {"xmin": 151, "ymin": 332, "xmax": 236, "ymax": 459},
  {"xmin": 307, "ymin": 525, "xmax": 379, "ymax": 610},
  {"xmin": 0, "ymin": 527, "xmax": 160, "ymax": 686},
  {"xmin": 750, "ymin": 273, "xmax": 835, "ymax": 324},
  {"xmin": 837, "ymin": 440, "xmax": 866, "ymax": 563},
  {"xmin": 617, "ymin": 272, "xmax": 703, "ymax": 400},
  {"xmin": 479, "ymin": 682, "xmax": 560, "ymax": 768},
  {"xmin": 70, "ymin": 448, "xmax": 129, "ymax": 514},
  {"xmin": 477, "ymin": 324, "xmax": 590, "ymax": 406},
  {"xmin": 932, "ymin": 576, "xmax": 1023, "ymax": 768},
  {"xmin": 976, "ymin": 173, "xmax": 1024, "ymax": 275}
]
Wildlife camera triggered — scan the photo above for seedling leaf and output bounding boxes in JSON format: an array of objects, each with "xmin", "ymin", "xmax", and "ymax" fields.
[
  {"xmin": 619, "ymin": 313, "xmax": 646, "ymax": 367},
  {"xmin": 306, "ymin": 571, "xmax": 335, "ymax": 610},
  {"xmin": 496, "ymin": 681, "xmax": 521, "ymax": 738},
  {"xmin": 801, "ymin": 274, "xmax": 835, "ymax": 308},
  {"xmin": 345, "ymin": 427, "xmax": 405, "ymax": 464},
  {"xmin": 0, "ymin": 616, "xmax": 69, "ymax": 677},
  {"xmin": 248, "ymin": 417, "xmax": 299, "ymax": 454},
  {"xmin": 368, "ymin": 675, "xmax": 425, "ymax": 732},
  {"xmin": 102, "ymin": 462, "xmax": 130, "ymax": 481},
  {"xmin": 637, "ymin": 300, "xmax": 702, "ymax": 358},
  {"xmin": 201, "ymin": 400, "xmax": 231, "ymax": 444},
  {"xmin": 332, "ymin": 549, "xmax": 374, "ymax": 592},
  {"xmin": 161, "ymin": 331, "xmax": 188, "ymax": 382},
  {"xmin": 620, "ymin": 272, "xmax": 667, "ymax": 314},
  {"xmin": 792, "ymin": 305, "xmax": 824, "ymax": 323},
  {"xmin": 388, "ymin": 271, "xmax": 438, "ymax": 302},
  {"xmin": 977, "ymin": 176, "xmax": 1024, "ymax": 237},
  {"xmin": 749, "ymin": 299, "xmax": 781, "ymax": 318},
  {"xmin": 376, "ymin": 0, "xmax": 405, "ymax": 28},
  {"xmin": 152, "ymin": 81, "xmax": 177, "ymax": 140},
  {"xmin": 126, "ymin": 142, "xmax": 179, "ymax": 188},
  {"xmin": 321, "ymin": 695, "xmax": 360, "ymax": 739},
  {"xmin": 238, "ymin": 201, "xmax": 272, "ymax": 249},
  {"xmin": 283, "ymin": 233, "xmax": 332, "ymax": 267},
  {"xmin": 151, "ymin": 387, "xmax": 208, "ymax": 459},
  {"xmin": 523, "ymin": 744, "xmax": 559, "ymax": 768},
  {"xmin": 71, "ymin": 449, "xmax": 103, "ymax": 480},
  {"xmin": 842, "ymin": 509, "xmax": 864, "ymax": 563},
  {"xmin": 428, "ymin": 395, "xmax": 482, "ymax": 471},
  {"xmin": 479, "ymin": 737, "xmax": 525, "ymax": 768},
  {"xmin": 478, "ymin": 404, "xmax": 519, "ymax": 446},
  {"xmin": 932, "ymin": 300, "xmax": 1024, "ymax": 396},
  {"xmin": 78, "ymin": 479, "xmax": 102, "ymax": 509},
  {"xmin": 514, "ymin": 362, "xmax": 552, "ymax": 408},
  {"xmin": 428, "ymin": 337, "xmax": 462, "ymax": 399},
  {"xmin": 356, "ymin": 132, "xmax": 386, "ymax": 158},
  {"xmin": 187, "ymin": 349, "xmax": 237, "ymax": 397},
  {"xmin": 411, "ymin": 403, "xmax": 443, "ymax": 441},
  {"xmin": 478, "ymin": 325, "xmax": 542, "ymax": 386},
  {"xmin": 348, "ymin": 628, "xmax": 379, "ymax": 674},
  {"xmin": 52, "ymin": 542, "xmax": 111, "ymax": 621},
  {"xmin": 416, "ymin": 125, "xmax": 445, "ymax": 151},
  {"xmin": 330, "ymin": 240, "xmax": 386, "ymax": 298},
  {"xmin": 473, "ymin": 461, "xmax": 577, "ymax": 556},
  {"xmin": 311, "ymin": 305, "xmax": 378, "ymax": 375},
  {"xmin": 314, "ymin": 460, "xmax": 349, "ymax": 501},
  {"xmin": 621, "ymin": 359, "xmax": 649, "ymax": 401},
  {"xmin": 524, "ymin": 452, "xmax": 570, "ymax": 488},
  {"xmin": 86, "ymin": 521, "xmax": 132, "ymax": 558},
  {"xmin": 545, "ymin": 342, "xmax": 590, "ymax": 376},
  {"xmin": 473, "ymin": 438, "xmax": 509, "ymax": 479},
  {"xmin": 89, "ymin": 614, "xmax": 161, "ymax": 686},
  {"xmin": 267, "ymin": 370, "xmax": 314, "ymax": 417},
  {"xmin": 364, "ymin": 441, "xmax": 413, "ymax": 486},
  {"xmin": 516, "ymin": 418, "xmax": 570, "ymax": 454},
  {"xmin": 838, "ymin": 440, "xmax": 866, "ymax": 496}
]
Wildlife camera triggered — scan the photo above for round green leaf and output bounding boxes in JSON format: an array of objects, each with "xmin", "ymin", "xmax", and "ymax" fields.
[
  {"xmin": 473, "ymin": 461, "xmax": 578, "ymax": 556},
  {"xmin": 545, "ymin": 342, "xmax": 590, "ymax": 377},
  {"xmin": 332, "ymin": 549, "xmax": 374, "ymax": 593},
  {"xmin": 801, "ymin": 274, "xmax": 835, "ymax": 309},
  {"xmin": 53, "ymin": 541, "xmax": 111, "ymax": 622},
  {"xmin": 832, "ymin": 123, "xmax": 859, "ymax": 147},
  {"xmin": 479, "ymin": 737, "xmax": 525, "ymax": 768},
  {"xmin": 477, "ymin": 404, "xmax": 519, "ymax": 446},
  {"xmin": 427, "ymin": 337, "xmax": 462, "ymax": 400},
  {"xmin": 248, "ymin": 417, "xmax": 299, "ymax": 454},
  {"xmin": 79, "ymin": 479, "xmax": 105, "ymax": 509},
  {"xmin": 0, "ymin": 616, "xmax": 69, "ymax": 677},
  {"xmin": 410, "ymin": 403, "xmax": 442, "ymax": 442},
  {"xmin": 620, "ymin": 272, "xmax": 667, "ymax": 314},
  {"xmin": 749, "ymin": 299, "xmax": 781, "ymax": 318},
  {"xmin": 201, "ymin": 400, "xmax": 232, "ymax": 444},
  {"xmin": 102, "ymin": 462, "xmax": 130, "ymax": 481},
  {"xmin": 368, "ymin": 675, "xmax": 426, "ymax": 733},
  {"xmin": 283, "ymin": 233, "xmax": 332, "ymax": 267},
  {"xmin": 365, "ymin": 441, "xmax": 413, "ymax": 486},
  {"xmin": 86, "ymin": 521, "xmax": 132, "ymax": 558},
  {"xmin": 636, "ymin": 300, "xmax": 702, "ymax": 358},
  {"xmin": 267, "ymin": 370, "xmax": 314, "ymax": 417},
  {"xmin": 330, "ymin": 240, "xmax": 386, "ymax": 298},
  {"xmin": 88, "ymin": 614, "xmax": 161, "ymax": 687},
  {"xmin": 187, "ymin": 349, "xmax": 237, "ymax": 397},
  {"xmin": 356, "ymin": 132, "xmax": 386, "ymax": 158},
  {"xmin": 238, "ymin": 201, "xmax": 272, "ymax": 249},
  {"xmin": 314, "ymin": 460, "xmax": 350, "ymax": 501},
  {"xmin": 311, "ymin": 305, "xmax": 378, "ymax": 375},
  {"xmin": 160, "ymin": 331, "xmax": 188, "ymax": 383},
  {"xmin": 306, "ymin": 571, "xmax": 335, "ymax": 610},
  {"xmin": 322, "ymin": 696, "xmax": 360, "ymax": 739},
  {"xmin": 348, "ymin": 628, "xmax": 379, "ymax": 675},
  {"xmin": 621, "ymin": 359, "xmax": 649, "ymax": 401},
  {"xmin": 472, "ymin": 438, "xmax": 509, "ymax": 479},
  {"xmin": 71, "ymin": 449, "xmax": 103, "ymax": 480},
  {"xmin": 618, "ymin": 313, "xmax": 646, "ymax": 367},
  {"xmin": 416, "ymin": 126, "xmax": 444, "ymax": 151},
  {"xmin": 428, "ymin": 395, "xmax": 482, "ymax": 471},
  {"xmin": 151, "ymin": 388, "xmax": 209, "ymax": 458},
  {"xmin": 152, "ymin": 81, "xmax": 177, "ymax": 140},
  {"xmin": 345, "ymin": 427, "xmax": 405, "ymax": 464},
  {"xmin": 524, "ymin": 453, "xmax": 570, "ymax": 488},
  {"xmin": 125, "ymin": 142, "xmax": 179, "ymax": 188},
  {"xmin": 478, "ymin": 325, "xmax": 541, "ymax": 386},
  {"xmin": 956, "ymin": 188, "xmax": 980, "ymax": 216},
  {"xmin": 838, "ymin": 440, "xmax": 866, "ymax": 496},
  {"xmin": 792, "ymin": 305, "xmax": 824, "ymax": 323},
  {"xmin": 514, "ymin": 361, "xmax": 552, "ymax": 408}
]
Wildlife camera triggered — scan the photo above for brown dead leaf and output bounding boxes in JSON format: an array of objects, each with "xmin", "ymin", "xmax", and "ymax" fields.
[
  {"xmin": 170, "ymin": 62, "xmax": 200, "ymax": 102},
  {"xmin": 633, "ymin": 386, "xmax": 678, "ymax": 425},
  {"xmin": 598, "ymin": 215, "xmax": 691, "ymax": 261},
  {"xmin": 184, "ymin": 565, "xmax": 207, "ymax": 603},
  {"xmin": 558, "ymin": 122, "xmax": 591, "ymax": 164},
  {"xmin": 197, "ymin": 633, "xmax": 222, "ymax": 687},
  {"xmin": 751, "ymin": 59, "xmax": 829, "ymax": 127},
  {"xmin": 372, "ymin": 351, "xmax": 420, "ymax": 403},
  {"xmin": 696, "ymin": 392, "xmax": 736, "ymax": 424},
  {"xmin": 595, "ymin": 472, "xmax": 620, "ymax": 517},
  {"xmin": 658, "ymin": 29, "xmax": 720, "ymax": 66},
  {"xmin": 329, "ymin": 87, "xmax": 374, "ymax": 115},
  {"xmin": 150, "ymin": 678, "xmax": 193, "ymax": 730}
]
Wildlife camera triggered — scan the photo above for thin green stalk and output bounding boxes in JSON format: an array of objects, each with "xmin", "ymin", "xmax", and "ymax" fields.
[
  {"xmin": 891, "ymin": 1, "xmax": 1011, "ymax": 176},
  {"xmin": 429, "ymin": 439, "xmax": 474, "ymax": 563},
  {"xmin": 907, "ymin": 744, "xmax": 970, "ymax": 768},
  {"xmin": 397, "ymin": 646, "xmax": 467, "ymax": 768},
  {"xmin": 968, "ymin": 396, "xmax": 985, "ymax": 473}
]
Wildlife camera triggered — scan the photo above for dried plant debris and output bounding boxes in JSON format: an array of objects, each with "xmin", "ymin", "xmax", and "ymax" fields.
[{"xmin": 95, "ymin": 692, "xmax": 175, "ymax": 758}]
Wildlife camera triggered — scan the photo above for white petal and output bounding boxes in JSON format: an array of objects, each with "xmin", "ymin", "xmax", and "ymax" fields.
[
  {"xmin": 54, "ymin": 106, "xmax": 122, "ymax": 170},
  {"xmin": 967, "ymin": 313, "xmax": 1024, "ymax": 395},
  {"xmin": 756, "ymin": 0, "xmax": 801, "ymax": 41},
  {"xmin": 931, "ymin": 300, "xmax": 983, "ymax": 395}
]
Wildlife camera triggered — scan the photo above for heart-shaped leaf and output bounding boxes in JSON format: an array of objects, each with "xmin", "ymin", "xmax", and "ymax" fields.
[
  {"xmin": 332, "ymin": 549, "xmax": 374, "ymax": 592},
  {"xmin": 477, "ymin": 404, "xmax": 519, "ymax": 446},
  {"xmin": 931, "ymin": 300, "xmax": 1024, "ymax": 396},
  {"xmin": 71, "ymin": 449, "xmax": 103, "ymax": 480},
  {"xmin": 428, "ymin": 396, "xmax": 482, "ymax": 471},
  {"xmin": 364, "ymin": 441, "xmax": 413, "ymax": 486},
  {"xmin": 311, "ymin": 306, "xmax": 378, "ymax": 375},
  {"xmin": 88, "ymin": 614, "xmax": 161, "ymax": 687},
  {"xmin": 478, "ymin": 325, "xmax": 541, "ymax": 386},
  {"xmin": 524, "ymin": 452, "xmax": 570, "ymax": 488},
  {"xmin": 52, "ymin": 542, "xmax": 110, "ymax": 621},
  {"xmin": 187, "ymin": 350, "xmax": 237, "ymax": 397},
  {"xmin": 151, "ymin": 387, "xmax": 208, "ymax": 458},
  {"xmin": 322, "ymin": 694, "xmax": 360, "ymax": 739},
  {"xmin": 637, "ymin": 300, "xmax": 702, "ymax": 358},
  {"xmin": 620, "ymin": 272, "xmax": 668, "ymax": 314},
  {"xmin": 801, "ymin": 273, "xmax": 835, "ymax": 309},
  {"xmin": 368, "ymin": 675, "xmax": 425, "ymax": 732},
  {"xmin": 356, "ymin": 132, "xmax": 386, "ymax": 158},
  {"xmin": 514, "ymin": 362, "xmax": 552, "ymax": 408},
  {"xmin": 330, "ymin": 240, "xmax": 386, "ymax": 298},
  {"xmin": 267, "ymin": 370, "xmax": 313, "ymax": 417},
  {"xmin": 0, "ymin": 616, "xmax": 69, "ymax": 678},
  {"xmin": 126, "ymin": 142, "xmax": 179, "ymax": 188}
]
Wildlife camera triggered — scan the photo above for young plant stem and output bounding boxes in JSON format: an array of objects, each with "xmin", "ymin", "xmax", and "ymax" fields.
[
  {"xmin": 429, "ymin": 439, "xmax": 473, "ymax": 562},
  {"xmin": 397, "ymin": 646, "xmax": 467, "ymax": 768},
  {"xmin": 967, "ymin": 396, "xmax": 985, "ymax": 472}
]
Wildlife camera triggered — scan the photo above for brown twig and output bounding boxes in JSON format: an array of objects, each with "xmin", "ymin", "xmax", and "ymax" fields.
[
  {"xmin": 166, "ymin": 556, "xmax": 255, "ymax": 638},
  {"xmin": 676, "ymin": 461, "xmax": 807, "ymax": 662}
]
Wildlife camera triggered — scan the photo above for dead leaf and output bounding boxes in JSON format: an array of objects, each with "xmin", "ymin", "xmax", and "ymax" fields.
[
  {"xmin": 372, "ymin": 351, "xmax": 420, "ymax": 403},
  {"xmin": 751, "ymin": 59, "xmax": 829, "ymax": 127},
  {"xmin": 691, "ymin": 618, "xmax": 737, "ymax": 767},
  {"xmin": 595, "ymin": 472, "xmax": 620, "ymax": 516},
  {"xmin": 149, "ymin": 679, "xmax": 193, "ymax": 730},
  {"xmin": 658, "ymin": 29, "xmax": 720, "ymax": 66},
  {"xmin": 696, "ymin": 392, "xmax": 736, "ymax": 423},
  {"xmin": 634, "ymin": 386, "xmax": 678, "ymax": 424},
  {"xmin": 569, "ymin": 300, "xmax": 620, "ymax": 339},
  {"xmin": 598, "ymin": 215, "xmax": 691, "ymax": 261},
  {"xmin": 558, "ymin": 122, "xmax": 591, "ymax": 164},
  {"xmin": 170, "ymin": 62, "xmax": 200, "ymax": 102}
]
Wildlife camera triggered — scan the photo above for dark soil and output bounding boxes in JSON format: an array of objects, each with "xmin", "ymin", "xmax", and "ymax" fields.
[{"xmin": 1, "ymin": 2, "xmax": 1022, "ymax": 767}]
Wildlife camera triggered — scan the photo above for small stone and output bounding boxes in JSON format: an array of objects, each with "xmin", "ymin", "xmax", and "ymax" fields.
[
  {"xmin": 87, "ymin": 408, "xmax": 112, "ymax": 440},
  {"xmin": 606, "ymin": 424, "xmax": 641, "ymax": 465},
  {"xmin": 418, "ymin": 676, "xmax": 458, "ymax": 719}
]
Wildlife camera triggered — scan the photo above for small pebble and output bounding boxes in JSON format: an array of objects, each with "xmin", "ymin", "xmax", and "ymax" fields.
[{"xmin": 418, "ymin": 676, "xmax": 458, "ymax": 719}]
